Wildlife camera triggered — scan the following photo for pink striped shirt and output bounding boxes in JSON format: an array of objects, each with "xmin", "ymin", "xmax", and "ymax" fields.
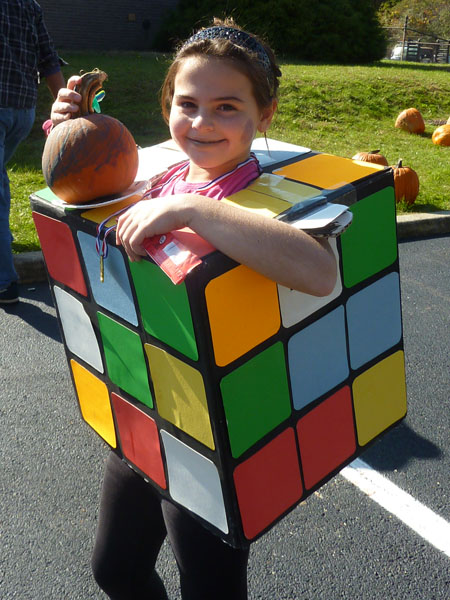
[{"xmin": 147, "ymin": 154, "xmax": 261, "ymax": 201}]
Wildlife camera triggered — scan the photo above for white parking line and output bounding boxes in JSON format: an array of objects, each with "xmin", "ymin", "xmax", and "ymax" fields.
[{"xmin": 341, "ymin": 458, "xmax": 450, "ymax": 557}]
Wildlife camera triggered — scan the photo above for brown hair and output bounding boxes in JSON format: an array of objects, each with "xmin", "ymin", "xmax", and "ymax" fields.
[{"xmin": 160, "ymin": 18, "xmax": 281, "ymax": 123}]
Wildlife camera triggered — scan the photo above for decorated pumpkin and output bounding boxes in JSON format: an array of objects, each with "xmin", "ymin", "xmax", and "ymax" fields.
[
  {"xmin": 395, "ymin": 108, "xmax": 425, "ymax": 135},
  {"xmin": 42, "ymin": 69, "xmax": 139, "ymax": 205},
  {"xmin": 431, "ymin": 124, "xmax": 450, "ymax": 146},
  {"xmin": 352, "ymin": 150, "xmax": 388, "ymax": 166},
  {"xmin": 391, "ymin": 160, "xmax": 419, "ymax": 205}
]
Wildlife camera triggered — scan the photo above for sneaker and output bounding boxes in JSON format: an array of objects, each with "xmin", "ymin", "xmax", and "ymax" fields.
[{"xmin": 0, "ymin": 281, "xmax": 19, "ymax": 304}]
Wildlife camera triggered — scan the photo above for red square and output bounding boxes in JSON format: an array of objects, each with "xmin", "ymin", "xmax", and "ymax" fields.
[
  {"xmin": 111, "ymin": 393, "xmax": 166, "ymax": 489},
  {"xmin": 233, "ymin": 428, "xmax": 303, "ymax": 541},
  {"xmin": 296, "ymin": 386, "xmax": 356, "ymax": 490},
  {"xmin": 32, "ymin": 212, "xmax": 87, "ymax": 296}
]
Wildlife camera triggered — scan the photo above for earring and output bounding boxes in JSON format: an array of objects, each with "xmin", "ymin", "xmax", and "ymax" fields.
[{"xmin": 264, "ymin": 131, "xmax": 272, "ymax": 157}]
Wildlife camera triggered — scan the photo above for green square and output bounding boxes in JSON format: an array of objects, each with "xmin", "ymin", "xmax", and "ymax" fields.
[
  {"xmin": 220, "ymin": 342, "xmax": 292, "ymax": 458},
  {"xmin": 97, "ymin": 312, "xmax": 153, "ymax": 408},
  {"xmin": 129, "ymin": 260, "xmax": 198, "ymax": 361},
  {"xmin": 34, "ymin": 187, "xmax": 61, "ymax": 202},
  {"xmin": 340, "ymin": 187, "xmax": 397, "ymax": 288}
]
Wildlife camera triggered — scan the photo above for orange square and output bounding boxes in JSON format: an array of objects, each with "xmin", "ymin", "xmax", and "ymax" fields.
[{"xmin": 205, "ymin": 265, "xmax": 280, "ymax": 366}]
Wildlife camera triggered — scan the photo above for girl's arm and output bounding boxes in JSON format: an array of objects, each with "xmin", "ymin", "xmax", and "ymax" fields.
[{"xmin": 116, "ymin": 194, "xmax": 337, "ymax": 297}]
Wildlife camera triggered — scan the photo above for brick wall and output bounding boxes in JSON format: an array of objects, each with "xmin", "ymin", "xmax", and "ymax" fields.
[{"xmin": 39, "ymin": 0, "xmax": 180, "ymax": 50}]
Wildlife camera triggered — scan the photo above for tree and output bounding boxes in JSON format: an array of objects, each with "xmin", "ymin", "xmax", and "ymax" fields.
[
  {"xmin": 153, "ymin": 0, "xmax": 387, "ymax": 63},
  {"xmin": 378, "ymin": 0, "xmax": 450, "ymax": 39}
]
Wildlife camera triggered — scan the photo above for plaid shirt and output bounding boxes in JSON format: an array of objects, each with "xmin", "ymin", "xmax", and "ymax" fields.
[{"xmin": 0, "ymin": 0, "xmax": 61, "ymax": 109}]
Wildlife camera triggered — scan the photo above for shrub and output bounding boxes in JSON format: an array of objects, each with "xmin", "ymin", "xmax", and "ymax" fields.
[{"xmin": 153, "ymin": 0, "xmax": 387, "ymax": 63}]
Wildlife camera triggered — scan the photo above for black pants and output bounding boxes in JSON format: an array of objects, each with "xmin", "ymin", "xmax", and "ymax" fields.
[{"xmin": 91, "ymin": 452, "xmax": 249, "ymax": 599}]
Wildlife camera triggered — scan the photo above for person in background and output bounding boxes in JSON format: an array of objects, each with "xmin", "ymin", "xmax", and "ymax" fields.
[{"xmin": 0, "ymin": 0, "xmax": 65, "ymax": 304}]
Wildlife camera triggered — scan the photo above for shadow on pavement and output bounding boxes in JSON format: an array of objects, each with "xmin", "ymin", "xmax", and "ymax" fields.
[
  {"xmin": 362, "ymin": 421, "xmax": 441, "ymax": 471},
  {"xmin": 2, "ymin": 283, "xmax": 61, "ymax": 342}
]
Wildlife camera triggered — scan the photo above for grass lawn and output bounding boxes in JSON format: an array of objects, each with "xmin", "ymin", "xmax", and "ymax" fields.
[{"xmin": 8, "ymin": 52, "xmax": 450, "ymax": 253}]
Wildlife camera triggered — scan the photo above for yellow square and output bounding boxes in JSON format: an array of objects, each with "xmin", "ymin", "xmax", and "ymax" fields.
[
  {"xmin": 222, "ymin": 188, "xmax": 291, "ymax": 218},
  {"xmin": 222, "ymin": 173, "xmax": 320, "ymax": 218},
  {"xmin": 80, "ymin": 195, "xmax": 139, "ymax": 225},
  {"xmin": 71, "ymin": 359, "xmax": 116, "ymax": 447},
  {"xmin": 247, "ymin": 172, "xmax": 320, "ymax": 204},
  {"xmin": 353, "ymin": 351, "xmax": 407, "ymax": 446},
  {"xmin": 145, "ymin": 344, "xmax": 214, "ymax": 450}
]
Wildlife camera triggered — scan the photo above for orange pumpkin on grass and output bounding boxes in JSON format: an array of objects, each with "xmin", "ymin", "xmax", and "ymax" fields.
[
  {"xmin": 352, "ymin": 150, "xmax": 388, "ymax": 166},
  {"xmin": 431, "ymin": 124, "xmax": 450, "ymax": 146},
  {"xmin": 42, "ymin": 69, "xmax": 139, "ymax": 205},
  {"xmin": 395, "ymin": 108, "xmax": 425, "ymax": 135},
  {"xmin": 391, "ymin": 160, "xmax": 419, "ymax": 205}
]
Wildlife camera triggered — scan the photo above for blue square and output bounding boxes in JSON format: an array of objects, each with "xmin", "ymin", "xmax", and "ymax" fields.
[
  {"xmin": 346, "ymin": 272, "xmax": 402, "ymax": 369},
  {"xmin": 78, "ymin": 231, "xmax": 138, "ymax": 326},
  {"xmin": 288, "ymin": 306, "xmax": 349, "ymax": 410}
]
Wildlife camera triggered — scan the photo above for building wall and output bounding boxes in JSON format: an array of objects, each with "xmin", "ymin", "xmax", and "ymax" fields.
[{"xmin": 39, "ymin": 0, "xmax": 180, "ymax": 50}]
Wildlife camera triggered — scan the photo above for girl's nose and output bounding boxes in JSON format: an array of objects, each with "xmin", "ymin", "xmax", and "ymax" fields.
[{"xmin": 192, "ymin": 111, "xmax": 214, "ymax": 130}]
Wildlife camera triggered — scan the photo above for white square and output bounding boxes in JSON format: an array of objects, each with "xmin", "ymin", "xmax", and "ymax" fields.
[
  {"xmin": 54, "ymin": 286, "xmax": 103, "ymax": 372},
  {"xmin": 161, "ymin": 430, "xmax": 228, "ymax": 533},
  {"xmin": 278, "ymin": 238, "xmax": 342, "ymax": 328}
]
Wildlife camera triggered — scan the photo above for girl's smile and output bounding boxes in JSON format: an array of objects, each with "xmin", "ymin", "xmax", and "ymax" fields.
[
  {"xmin": 169, "ymin": 56, "xmax": 275, "ymax": 182},
  {"xmin": 187, "ymin": 138, "xmax": 226, "ymax": 145}
]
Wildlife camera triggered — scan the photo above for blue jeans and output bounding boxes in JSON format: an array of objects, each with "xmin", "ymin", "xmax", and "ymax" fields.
[{"xmin": 0, "ymin": 107, "xmax": 35, "ymax": 287}]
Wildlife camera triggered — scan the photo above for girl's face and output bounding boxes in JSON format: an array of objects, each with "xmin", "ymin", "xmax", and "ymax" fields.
[{"xmin": 169, "ymin": 56, "xmax": 276, "ymax": 182}]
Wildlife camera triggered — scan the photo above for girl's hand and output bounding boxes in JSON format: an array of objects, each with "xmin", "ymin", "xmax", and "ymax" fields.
[
  {"xmin": 50, "ymin": 76, "xmax": 82, "ymax": 126},
  {"xmin": 115, "ymin": 195, "xmax": 192, "ymax": 262}
]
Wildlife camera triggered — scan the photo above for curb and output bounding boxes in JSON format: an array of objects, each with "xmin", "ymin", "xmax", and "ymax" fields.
[
  {"xmin": 397, "ymin": 211, "xmax": 450, "ymax": 239},
  {"xmin": 13, "ymin": 211, "xmax": 450, "ymax": 284},
  {"xmin": 14, "ymin": 250, "xmax": 47, "ymax": 284}
]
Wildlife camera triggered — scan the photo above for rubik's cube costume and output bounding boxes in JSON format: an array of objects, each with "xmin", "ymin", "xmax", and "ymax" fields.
[{"xmin": 31, "ymin": 138, "xmax": 406, "ymax": 548}]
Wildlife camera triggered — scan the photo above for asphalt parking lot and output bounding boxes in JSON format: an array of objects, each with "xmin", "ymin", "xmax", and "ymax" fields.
[{"xmin": 1, "ymin": 233, "xmax": 449, "ymax": 599}]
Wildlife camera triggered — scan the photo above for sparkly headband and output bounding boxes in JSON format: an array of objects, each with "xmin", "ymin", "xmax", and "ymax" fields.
[{"xmin": 184, "ymin": 26, "xmax": 273, "ymax": 77}]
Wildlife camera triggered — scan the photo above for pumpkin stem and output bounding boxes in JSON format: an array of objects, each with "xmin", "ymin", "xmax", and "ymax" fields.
[
  {"xmin": 74, "ymin": 69, "xmax": 108, "ymax": 117},
  {"xmin": 370, "ymin": 150, "xmax": 380, "ymax": 154},
  {"xmin": 397, "ymin": 159, "xmax": 403, "ymax": 168}
]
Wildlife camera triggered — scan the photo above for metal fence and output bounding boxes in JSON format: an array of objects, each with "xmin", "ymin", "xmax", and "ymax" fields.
[
  {"xmin": 393, "ymin": 40, "xmax": 450, "ymax": 63},
  {"xmin": 384, "ymin": 16, "xmax": 450, "ymax": 63}
]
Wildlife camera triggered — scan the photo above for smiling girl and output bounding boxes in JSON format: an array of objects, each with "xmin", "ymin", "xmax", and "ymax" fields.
[{"xmin": 50, "ymin": 18, "xmax": 336, "ymax": 599}]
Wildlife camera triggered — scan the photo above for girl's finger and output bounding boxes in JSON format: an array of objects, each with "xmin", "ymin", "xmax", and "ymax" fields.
[
  {"xmin": 67, "ymin": 75, "xmax": 82, "ymax": 90},
  {"xmin": 116, "ymin": 216, "xmax": 138, "ymax": 253},
  {"xmin": 52, "ymin": 100, "xmax": 79, "ymax": 114}
]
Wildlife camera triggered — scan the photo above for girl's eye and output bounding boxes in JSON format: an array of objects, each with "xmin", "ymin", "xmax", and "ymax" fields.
[
  {"xmin": 218, "ymin": 104, "xmax": 236, "ymax": 112},
  {"xmin": 181, "ymin": 101, "xmax": 196, "ymax": 109}
]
